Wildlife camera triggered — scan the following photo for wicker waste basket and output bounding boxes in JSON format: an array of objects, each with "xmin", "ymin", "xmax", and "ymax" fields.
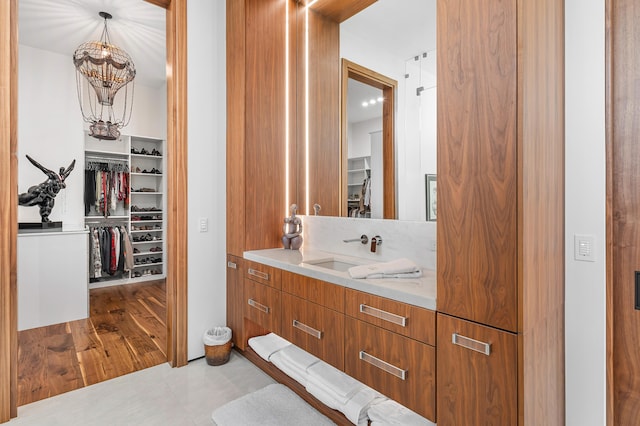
[{"xmin": 203, "ymin": 326, "xmax": 232, "ymax": 366}]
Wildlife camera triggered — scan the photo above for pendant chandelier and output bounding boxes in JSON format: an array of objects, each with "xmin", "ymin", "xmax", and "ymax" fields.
[{"xmin": 73, "ymin": 12, "xmax": 136, "ymax": 140}]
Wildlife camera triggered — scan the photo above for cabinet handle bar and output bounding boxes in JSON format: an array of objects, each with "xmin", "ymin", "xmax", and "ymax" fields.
[
  {"xmin": 359, "ymin": 304, "xmax": 407, "ymax": 327},
  {"xmin": 292, "ymin": 320, "xmax": 323, "ymax": 339},
  {"xmin": 247, "ymin": 298, "xmax": 270, "ymax": 314},
  {"xmin": 248, "ymin": 268, "xmax": 269, "ymax": 280},
  {"xmin": 452, "ymin": 333, "xmax": 491, "ymax": 355},
  {"xmin": 227, "ymin": 261, "xmax": 237, "ymax": 269},
  {"xmin": 359, "ymin": 350, "xmax": 407, "ymax": 380}
]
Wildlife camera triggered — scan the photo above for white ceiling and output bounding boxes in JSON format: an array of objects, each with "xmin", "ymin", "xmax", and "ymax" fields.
[
  {"xmin": 347, "ymin": 78, "xmax": 383, "ymax": 124},
  {"xmin": 19, "ymin": 0, "xmax": 166, "ymax": 88}
]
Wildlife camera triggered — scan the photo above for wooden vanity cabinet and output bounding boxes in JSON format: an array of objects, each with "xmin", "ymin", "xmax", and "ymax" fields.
[
  {"xmin": 242, "ymin": 261, "xmax": 283, "ymax": 340},
  {"xmin": 344, "ymin": 288, "xmax": 435, "ymax": 346},
  {"xmin": 436, "ymin": 313, "xmax": 517, "ymax": 425},
  {"xmin": 436, "ymin": 0, "xmax": 564, "ymax": 423},
  {"xmin": 280, "ymin": 292, "xmax": 345, "ymax": 369},
  {"xmin": 226, "ymin": 255, "xmax": 245, "ymax": 349},
  {"xmin": 344, "ymin": 317, "xmax": 436, "ymax": 422},
  {"xmin": 280, "ymin": 271, "xmax": 345, "ymax": 369}
]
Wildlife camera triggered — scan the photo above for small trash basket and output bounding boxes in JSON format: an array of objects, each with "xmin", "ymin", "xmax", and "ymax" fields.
[{"xmin": 203, "ymin": 326, "xmax": 232, "ymax": 366}]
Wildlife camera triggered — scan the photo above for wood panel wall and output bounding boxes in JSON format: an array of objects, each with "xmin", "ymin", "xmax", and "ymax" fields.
[
  {"xmin": 517, "ymin": 0, "xmax": 565, "ymax": 423},
  {"xmin": 300, "ymin": 7, "xmax": 340, "ymax": 217},
  {"xmin": 608, "ymin": 0, "xmax": 640, "ymax": 423},
  {"xmin": 227, "ymin": 0, "xmax": 297, "ymax": 253},
  {"xmin": 243, "ymin": 0, "xmax": 292, "ymax": 251},
  {"xmin": 227, "ymin": 0, "xmax": 247, "ymax": 256},
  {"xmin": 0, "ymin": 0, "xmax": 18, "ymax": 420}
]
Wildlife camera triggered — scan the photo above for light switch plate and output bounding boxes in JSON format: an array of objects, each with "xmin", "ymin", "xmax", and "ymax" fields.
[
  {"xmin": 574, "ymin": 234, "xmax": 595, "ymax": 262},
  {"xmin": 199, "ymin": 217, "xmax": 208, "ymax": 233}
]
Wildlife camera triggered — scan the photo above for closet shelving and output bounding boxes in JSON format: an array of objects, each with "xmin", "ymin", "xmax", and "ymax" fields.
[
  {"xmin": 84, "ymin": 133, "xmax": 166, "ymax": 288},
  {"xmin": 346, "ymin": 156, "xmax": 371, "ymax": 218}
]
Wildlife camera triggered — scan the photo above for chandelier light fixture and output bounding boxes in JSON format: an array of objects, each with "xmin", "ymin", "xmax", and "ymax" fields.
[{"xmin": 73, "ymin": 11, "xmax": 136, "ymax": 140}]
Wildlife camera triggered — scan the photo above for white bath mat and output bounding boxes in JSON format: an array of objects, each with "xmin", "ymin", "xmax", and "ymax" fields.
[{"xmin": 211, "ymin": 383, "xmax": 336, "ymax": 426}]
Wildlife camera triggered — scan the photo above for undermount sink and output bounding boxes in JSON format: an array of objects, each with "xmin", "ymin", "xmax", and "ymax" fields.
[{"xmin": 305, "ymin": 258, "xmax": 358, "ymax": 272}]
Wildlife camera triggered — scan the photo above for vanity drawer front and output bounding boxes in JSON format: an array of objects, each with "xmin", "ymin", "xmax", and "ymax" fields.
[
  {"xmin": 280, "ymin": 292, "xmax": 344, "ymax": 370},
  {"xmin": 344, "ymin": 318, "xmax": 436, "ymax": 422},
  {"xmin": 244, "ymin": 278, "xmax": 281, "ymax": 334},
  {"xmin": 244, "ymin": 260, "xmax": 281, "ymax": 289},
  {"xmin": 345, "ymin": 289, "xmax": 436, "ymax": 346},
  {"xmin": 436, "ymin": 313, "xmax": 517, "ymax": 426},
  {"xmin": 281, "ymin": 271, "xmax": 344, "ymax": 312}
]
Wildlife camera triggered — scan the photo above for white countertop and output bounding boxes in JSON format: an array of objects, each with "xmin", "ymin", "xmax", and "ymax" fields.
[{"xmin": 244, "ymin": 248, "xmax": 436, "ymax": 311}]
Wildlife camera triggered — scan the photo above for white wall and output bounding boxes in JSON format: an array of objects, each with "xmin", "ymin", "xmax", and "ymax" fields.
[
  {"xmin": 565, "ymin": 0, "xmax": 606, "ymax": 424},
  {"xmin": 187, "ymin": 0, "xmax": 227, "ymax": 360},
  {"xmin": 18, "ymin": 44, "xmax": 166, "ymax": 229}
]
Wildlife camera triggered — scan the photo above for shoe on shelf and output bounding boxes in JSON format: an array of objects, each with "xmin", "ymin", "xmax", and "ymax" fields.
[
  {"xmin": 135, "ymin": 167, "xmax": 141, "ymax": 173},
  {"xmin": 151, "ymin": 148, "xmax": 162, "ymax": 156},
  {"xmin": 131, "ymin": 147, "xmax": 140, "ymax": 154},
  {"xmin": 133, "ymin": 248, "xmax": 140, "ymax": 253},
  {"xmin": 140, "ymin": 148, "xmax": 149, "ymax": 155}
]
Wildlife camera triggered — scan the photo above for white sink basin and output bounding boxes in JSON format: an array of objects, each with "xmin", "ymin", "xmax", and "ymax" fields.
[{"xmin": 305, "ymin": 258, "xmax": 358, "ymax": 272}]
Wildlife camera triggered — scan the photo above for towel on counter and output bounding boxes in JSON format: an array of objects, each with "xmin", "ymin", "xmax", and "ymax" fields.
[
  {"xmin": 367, "ymin": 399, "xmax": 435, "ymax": 426},
  {"xmin": 306, "ymin": 379, "xmax": 386, "ymax": 426},
  {"xmin": 248, "ymin": 333, "xmax": 291, "ymax": 361},
  {"xmin": 348, "ymin": 258, "xmax": 422, "ymax": 279},
  {"xmin": 270, "ymin": 344, "xmax": 321, "ymax": 386},
  {"xmin": 307, "ymin": 361, "xmax": 365, "ymax": 403}
]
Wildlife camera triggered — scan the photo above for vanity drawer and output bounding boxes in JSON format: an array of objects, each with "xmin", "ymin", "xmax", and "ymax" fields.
[
  {"xmin": 281, "ymin": 270, "xmax": 344, "ymax": 313},
  {"xmin": 244, "ymin": 260, "xmax": 281, "ymax": 289},
  {"xmin": 345, "ymin": 289, "xmax": 436, "ymax": 346},
  {"xmin": 280, "ymin": 292, "xmax": 344, "ymax": 370},
  {"xmin": 244, "ymin": 278, "xmax": 281, "ymax": 334},
  {"xmin": 344, "ymin": 318, "xmax": 436, "ymax": 422}
]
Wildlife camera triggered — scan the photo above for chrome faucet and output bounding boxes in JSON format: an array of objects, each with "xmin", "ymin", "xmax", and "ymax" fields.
[
  {"xmin": 343, "ymin": 234, "xmax": 368, "ymax": 244},
  {"xmin": 371, "ymin": 235, "xmax": 382, "ymax": 252}
]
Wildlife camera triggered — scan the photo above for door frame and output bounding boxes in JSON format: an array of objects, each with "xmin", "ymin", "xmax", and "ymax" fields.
[{"xmin": 0, "ymin": 0, "xmax": 188, "ymax": 421}]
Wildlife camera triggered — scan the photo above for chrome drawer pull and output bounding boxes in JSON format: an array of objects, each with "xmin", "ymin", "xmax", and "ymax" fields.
[
  {"xmin": 292, "ymin": 320, "xmax": 323, "ymax": 339},
  {"xmin": 227, "ymin": 261, "xmax": 237, "ymax": 269},
  {"xmin": 452, "ymin": 333, "xmax": 491, "ymax": 356},
  {"xmin": 248, "ymin": 268, "xmax": 269, "ymax": 280},
  {"xmin": 359, "ymin": 304, "xmax": 407, "ymax": 327},
  {"xmin": 247, "ymin": 298, "xmax": 270, "ymax": 314},
  {"xmin": 359, "ymin": 350, "xmax": 407, "ymax": 380}
]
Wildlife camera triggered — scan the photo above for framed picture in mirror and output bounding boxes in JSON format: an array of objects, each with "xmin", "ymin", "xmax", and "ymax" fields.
[{"xmin": 426, "ymin": 174, "xmax": 437, "ymax": 221}]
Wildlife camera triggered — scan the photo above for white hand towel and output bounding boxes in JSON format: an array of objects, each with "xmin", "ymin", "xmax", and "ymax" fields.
[
  {"xmin": 270, "ymin": 345, "xmax": 321, "ymax": 386},
  {"xmin": 248, "ymin": 333, "xmax": 291, "ymax": 361},
  {"xmin": 308, "ymin": 361, "xmax": 365, "ymax": 402},
  {"xmin": 368, "ymin": 399, "xmax": 435, "ymax": 426},
  {"xmin": 348, "ymin": 258, "xmax": 421, "ymax": 279},
  {"xmin": 306, "ymin": 380, "xmax": 385, "ymax": 426}
]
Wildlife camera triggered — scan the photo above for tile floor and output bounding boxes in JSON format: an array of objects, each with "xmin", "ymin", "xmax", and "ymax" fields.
[{"xmin": 10, "ymin": 351, "xmax": 276, "ymax": 426}]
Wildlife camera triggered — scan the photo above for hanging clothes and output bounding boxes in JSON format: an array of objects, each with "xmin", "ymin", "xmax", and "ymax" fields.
[
  {"xmin": 88, "ymin": 225, "xmax": 131, "ymax": 279},
  {"xmin": 84, "ymin": 160, "xmax": 129, "ymax": 217}
]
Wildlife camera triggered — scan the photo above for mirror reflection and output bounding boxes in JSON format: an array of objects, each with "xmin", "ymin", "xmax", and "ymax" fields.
[{"xmin": 304, "ymin": 0, "xmax": 436, "ymax": 221}]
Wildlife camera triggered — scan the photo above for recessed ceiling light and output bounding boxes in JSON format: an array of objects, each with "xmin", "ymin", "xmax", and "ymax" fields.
[
  {"xmin": 369, "ymin": 99, "xmax": 376, "ymax": 104},
  {"xmin": 377, "ymin": 97, "xmax": 383, "ymax": 102},
  {"xmin": 362, "ymin": 101, "xmax": 368, "ymax": 107}
]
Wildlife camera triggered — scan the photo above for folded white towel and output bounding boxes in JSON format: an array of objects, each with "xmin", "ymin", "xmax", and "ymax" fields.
[
  {"xmin": 248, "ymin": 333, "xmax": 291, "ymax": 361},
  {"xmin": 270, "ymin": 345, "xmax": 321, "ymax": 386},
  {"xmin": 307, "ymin": 380, "xmax": 385, "ymax": 425},
  {"xmin": 307, "ymin": 361, "xmax": 365, "ymax": 402},
  {"xmin": 348, "ymin": 258, "xmax": 421, "ymax": 279},
  {"xmin": 368, "ymin": 399, "xmax": 435, "ymax": 426}
]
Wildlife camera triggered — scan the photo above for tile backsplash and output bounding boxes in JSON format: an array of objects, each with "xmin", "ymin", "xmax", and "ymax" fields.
[{"xmin": 301, "ymin": 215, "xmax": 436, "ymax": 270}]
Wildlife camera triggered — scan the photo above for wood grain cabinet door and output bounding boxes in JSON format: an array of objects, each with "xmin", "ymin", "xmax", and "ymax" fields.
[
  {"xmin": 280, "ymin": 292, "xmax": 344, "ymax": 370},
  {"xmin": 244, "ymin": 278, "xmax": 281, "ymax": 335},
  {"xmin": 226, "ymin": 255, "xmax": 244, "ymax": 349},
  {"xmin": 436, "ymin": 313, "xmax": 517, "ymax": 426},
  {"xmin": 436, "ymin": 0, "xmax": 518, "ymax": 332},
  {"xmin": 344, "ymin": 318, "xmax": 436, "ymax": 422}
]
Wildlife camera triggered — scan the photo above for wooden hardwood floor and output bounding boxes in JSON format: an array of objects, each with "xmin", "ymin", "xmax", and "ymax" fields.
[{"xmin": 17, "ymin": 280, "xmax": 167, "ymax": 406}]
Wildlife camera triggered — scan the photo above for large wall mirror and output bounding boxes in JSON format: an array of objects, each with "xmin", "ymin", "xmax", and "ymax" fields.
[{"xmin": 300, "ymin": 0, "xmax": 436, "ymax": 221}]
